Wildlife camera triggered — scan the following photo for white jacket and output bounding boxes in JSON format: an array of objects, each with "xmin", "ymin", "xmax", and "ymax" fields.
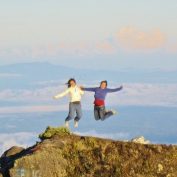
[{"xmin": 54, "ymin": 85, "xmax": 84, "ymax": 102}]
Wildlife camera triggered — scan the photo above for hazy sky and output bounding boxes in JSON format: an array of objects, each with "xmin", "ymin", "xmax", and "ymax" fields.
[
  {"xmin": 0, "ymin": 0, "xmax": 177, "ymax": 69},
  {"xmin": 1, "ymin": 1, "xmax": 177, "ymax": 152}
]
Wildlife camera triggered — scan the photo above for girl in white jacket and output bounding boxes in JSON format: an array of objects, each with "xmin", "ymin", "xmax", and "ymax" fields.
[{"xmin": 53, "ymin": 78, "xmax": 84, "ymax": 128}]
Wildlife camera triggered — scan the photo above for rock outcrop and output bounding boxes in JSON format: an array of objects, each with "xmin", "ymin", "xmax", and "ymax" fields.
[
  {"xmin": 131, "ymin": 136, "xmax": 150, "ymax": 144},
  {"xmin": 1, "ymin": 126, "xmax": 177, "ymax": 177}
]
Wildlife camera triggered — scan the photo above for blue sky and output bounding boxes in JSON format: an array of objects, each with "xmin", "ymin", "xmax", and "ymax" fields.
[{"xmin": 0, "ymin": 0, "xmax": 177, "ymax": 69}]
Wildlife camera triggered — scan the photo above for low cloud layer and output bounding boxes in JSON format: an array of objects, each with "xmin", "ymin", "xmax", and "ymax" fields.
[
  {"xmin": 0, "ymin": 83, "xmax": 177, "ymax": 113},
  {"xmin": 107, "ymin": 83, "xmax": 177, "ymax": 107},
  {"xmin": 0, "ymin": 132, "xmax": 37, "ymax": 155},
  {"xmin": 0, "ymin": 73, "xmax": 22, "ymax": 78},
  {"xmin": 74, "ymin": 130, "xmax": 130, "ymax": 141}
]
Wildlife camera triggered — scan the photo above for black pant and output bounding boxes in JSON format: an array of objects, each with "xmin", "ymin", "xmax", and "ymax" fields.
[{"xmin": 94, "ymin": 106, "xmax": 113, "ymax": 121}]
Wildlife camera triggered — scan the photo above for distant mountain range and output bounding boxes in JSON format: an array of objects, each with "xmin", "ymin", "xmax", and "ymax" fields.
[{"xmin": 0, "ymin": 62, "xmax": 176, "ymax": 89}]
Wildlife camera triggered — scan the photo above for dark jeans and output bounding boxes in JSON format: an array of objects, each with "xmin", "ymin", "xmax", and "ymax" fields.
[
  {"xmin": 65, "ymin": 102, "xmax": 82, "ymax": 122},
  {"xmin": 94, "ymin": 105, "xmax": 113, "ymax": 121}
]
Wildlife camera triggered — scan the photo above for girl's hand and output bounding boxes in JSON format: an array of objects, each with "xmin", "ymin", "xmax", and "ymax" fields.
[{"xmin": 80, "ymin": 86, "xmax": 84, "ymax": 90}]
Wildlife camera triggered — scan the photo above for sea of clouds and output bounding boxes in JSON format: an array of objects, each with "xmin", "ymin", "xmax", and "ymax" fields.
[
  {"xmin": 0, "ymin": 83, "xmax": 176, "ymax": 114},
  {"xmin": 0, "ymin": 132, "xmax": 37, "ymax": 155},
  {"xmin": 0, "ymin": 81, "xmax": 177, "ymax": 154}
]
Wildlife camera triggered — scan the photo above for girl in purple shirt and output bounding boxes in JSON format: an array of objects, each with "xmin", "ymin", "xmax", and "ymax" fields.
[{"xmin": 82, "ymin": 80, "xmax": 123, "ymax": 121}]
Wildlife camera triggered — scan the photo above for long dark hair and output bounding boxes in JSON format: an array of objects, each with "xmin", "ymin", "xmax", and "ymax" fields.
[
  {"xmin": 66, "ymin": 78, "xmax": 76, "ymax": 88},
  {"xmin": 100, "ymin": 80, "xmax": 108, "ymax": 87}
]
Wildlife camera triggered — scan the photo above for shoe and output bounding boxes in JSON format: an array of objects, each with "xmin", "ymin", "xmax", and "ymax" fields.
[
  {"xmin": 74, "ymin": 120, "xmax": 78, "ymax": 128},
  {"xmin": 65, "ymin": 121, "xmax": 69, "ymax": 128},
  {"xmin": 106, "ymin": 109, "xmax": 117, "ymax": 115},
  {"xmin": 111, "ymin": 110, "xmax": 117, "ymax": 115}
]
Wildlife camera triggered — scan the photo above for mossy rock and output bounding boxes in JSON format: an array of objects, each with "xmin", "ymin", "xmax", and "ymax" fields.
[{"xmin": 39, "ymin": 126, "xmax": 71, "ymax": 140}]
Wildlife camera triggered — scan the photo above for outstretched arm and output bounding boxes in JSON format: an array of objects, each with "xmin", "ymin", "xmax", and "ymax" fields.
[
  {"xmin": 53, "ymin": 89, "xmax": 70, "ymax": 99},
  {"xmin": 106, "ymin": 85, "xmax": 123, "ymax": 93},
  {"xmin": 81, "ymin": 87, "xmax": 97, "ymax": 92}
]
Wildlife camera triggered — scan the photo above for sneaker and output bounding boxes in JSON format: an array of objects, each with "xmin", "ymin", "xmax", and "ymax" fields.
[
  {"xmin": 65, "ymin": 121, "xmax": 69, "ymax": 128},
  {"xmin": 106, "ymin": 109, "xmax": 117, "ymax": 115},
  {"xmin": 74, "ymin": 120, "xmax": 78, "ymax": 128},
  {"xmin": 111, "ymin": 110, "xmax": 117, "ymax": 115}
]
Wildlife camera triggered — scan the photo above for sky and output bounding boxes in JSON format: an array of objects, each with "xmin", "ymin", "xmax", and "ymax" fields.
[
  {"xmin": 0, "ymin": 0, "xmax": 177, "ymax": 69},
  {"xmin": 1, "ymin": 1, "xmax": 177, "ymax": 153}
]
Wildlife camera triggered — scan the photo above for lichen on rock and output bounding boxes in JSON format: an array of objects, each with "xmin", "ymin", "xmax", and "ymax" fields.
[{"xmin": 39, "ymin": 126, "xmax": 71, "ymax": 140}]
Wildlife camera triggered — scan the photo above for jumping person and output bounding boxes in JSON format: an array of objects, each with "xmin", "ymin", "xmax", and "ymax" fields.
[
  {"xmin": 81, "ymin": 80, "xmax": 123, "ymax": 121},
  {"xmin": 53, "ymin": 78, "xmax": 84, "ymax": 128}
]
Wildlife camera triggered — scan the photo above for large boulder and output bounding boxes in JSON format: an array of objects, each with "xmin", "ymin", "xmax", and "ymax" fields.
[{"xmin": 1, "ymin": 146, "xmax": 24, "ymax": 158}]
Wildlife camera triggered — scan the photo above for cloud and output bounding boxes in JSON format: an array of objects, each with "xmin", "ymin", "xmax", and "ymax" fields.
[
  {"xmin": 74, "ymin": 130, "xmax": 130, "ymax": 140},
  {"xmin": 95, "ymin": 40, "xmax": 116, "ymax": 54},
  {"xmin": 1, "ymin": 41, "xmax": 115, "ymax": 59},
  {"xmin": 116, "ymin": 27, "xmax": 166, "ymax": 51},
  {"xmin": 0, "ymin": 86, "xmax": 63, "ymax": 102},
  {"xmin": 0, "ymin": 83, "xmax": 177, "ymax": 114},
  {"xmin": 0, "ymin": 89, "xmax": 15, "ymax": 99},
  {"xmin": 0, "ymin": 132, "xmax": 37, "ymax": 155},
  {"xmin": 0, "ymin": 104, "xmax": 68, "ymax": 114},
  {"xmin": 0, "ymin": 26, "xmax": 171, "ymax": 61},
  {"xmin": 166, "ymin": 42, "xmax": 177, "ymax": 54},
  {"xmin": 107, "ymin": 83, "xmax": 177, "ymax": 107},
  {"xmin": 0, "ymin": 73, "xmax": 22, "ymax": 78}
]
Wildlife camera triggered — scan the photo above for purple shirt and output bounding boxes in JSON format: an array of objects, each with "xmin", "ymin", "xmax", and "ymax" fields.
[{"xmin": 84, "ymin": 87, "xmax": 122, "ymax": 100}]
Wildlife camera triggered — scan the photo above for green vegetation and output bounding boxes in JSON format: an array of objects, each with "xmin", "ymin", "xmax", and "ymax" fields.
[{"xmin": 39, "ymin": 126, "xmax": 71, "ymax": 140}]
